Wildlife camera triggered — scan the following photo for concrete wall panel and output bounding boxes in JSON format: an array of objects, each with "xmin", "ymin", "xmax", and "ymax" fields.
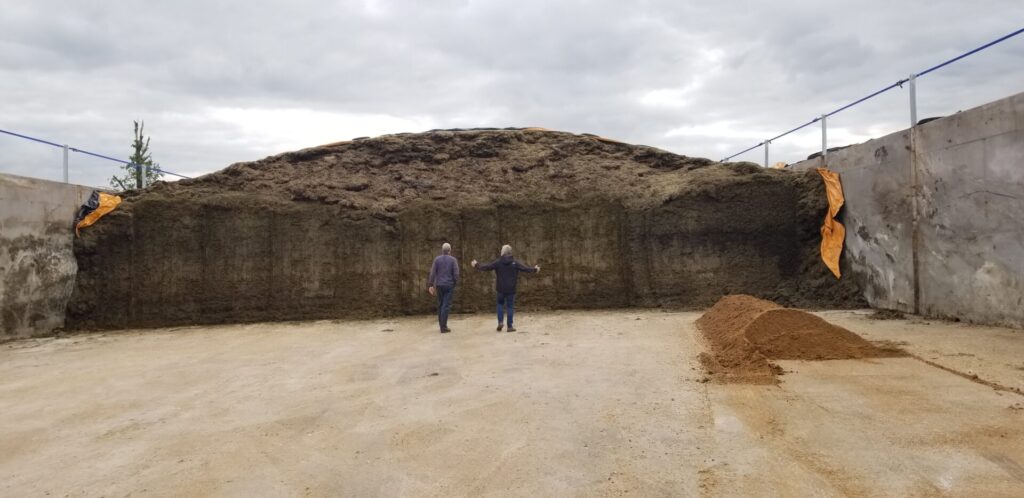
[
  {"xmin": 792, "ymin": 91, "xmax": 1024, "ymax": 328},
  {"xmin": 0, "ymin": 174, "xmax": 93, "ymax": 338}
]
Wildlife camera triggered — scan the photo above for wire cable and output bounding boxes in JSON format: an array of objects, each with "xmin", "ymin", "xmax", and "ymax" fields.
[
  {"xmin": 720, "ymin": 27, "xmax": 1024, "ymax": 163},
  {"xmin": 0, "ymin": 127, "xmax": 191, "ymax": 179}
]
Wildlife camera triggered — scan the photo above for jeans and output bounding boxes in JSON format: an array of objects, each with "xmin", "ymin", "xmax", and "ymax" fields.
[
  {"xmin": 497, "ymin": 292, "xmax": 515, "ymax": 327},
  {"xmin": 436, "ymin": 285, "xmax": 454, "ymax": 330}
]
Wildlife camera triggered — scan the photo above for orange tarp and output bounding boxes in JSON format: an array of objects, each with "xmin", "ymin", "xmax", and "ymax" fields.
[
  {"xmin": 816, "ymin": 167, "xmax": 845, "ymax": 279},
  {"xmin": 75, "ymin": 193, "xmax": 121, "ymax": 236}
]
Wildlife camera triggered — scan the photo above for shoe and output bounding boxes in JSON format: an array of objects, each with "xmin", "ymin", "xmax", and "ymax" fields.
[
  {"xmin": 507, "ymin": 326, "xmax": 516, "ymax": 332},
  {"xmin": 441, "ymin": 328, "xmax": 451, "ymax": 333},
  {"xmin": 496, "ymin": 324, "xmax": 503, "ymax": 332}
]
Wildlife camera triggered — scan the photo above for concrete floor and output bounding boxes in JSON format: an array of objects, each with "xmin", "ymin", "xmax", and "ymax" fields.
[{"xmin": 1, "ymin": 310, "xmax": 1022, "ymax": 497}]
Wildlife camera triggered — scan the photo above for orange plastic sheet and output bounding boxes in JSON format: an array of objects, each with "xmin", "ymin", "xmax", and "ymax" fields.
[
  {"xmin": 75, "ymin": 192, "xmax": 122, "ymax": 235},
  {"xmin": 816, "ymin": 167, "xmax": 845, "ymax": 278}
]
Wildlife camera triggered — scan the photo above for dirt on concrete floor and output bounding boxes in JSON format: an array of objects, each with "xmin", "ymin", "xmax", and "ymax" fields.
[
  {"xmin": 867, "ymin": 308, "xmax": 907, "ymax": 320},
  {"xmin": 2, "ymin": 310, "xmax": 1022, "ymax": 496},
  {"xmin": 696, "ymin": 295, "xmax": 905, "ymax": 383}
]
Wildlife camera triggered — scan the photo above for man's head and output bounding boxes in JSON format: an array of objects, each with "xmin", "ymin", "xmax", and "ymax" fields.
[
  {"xmin": 501, "ymin": 244, "xmax": 512, "ymax": 256},
  {"xmin": 442, "ymin": 242, "xmax": 452, "ymax": 254}
]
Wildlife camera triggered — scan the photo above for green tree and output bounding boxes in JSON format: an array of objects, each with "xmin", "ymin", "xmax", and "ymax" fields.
[{"xmin": 109, "ymin": 120, "xmax": 163, "ymax": 191}]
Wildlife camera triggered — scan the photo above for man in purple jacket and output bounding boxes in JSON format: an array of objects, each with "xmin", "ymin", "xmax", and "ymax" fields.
[
  {"xmin": 427, "ymin": 242, "xmax": 460, "ymax": 333},
  {"xmin": 471, "ymin": 244, "xmax": 540, "ymax": 332}
]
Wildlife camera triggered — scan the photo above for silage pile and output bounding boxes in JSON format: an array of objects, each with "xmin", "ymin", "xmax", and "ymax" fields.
[
  {"xmin": 68, "ymin": 129, "xmax": 867, "ymax": 331},
  {"xmin": 140, "ymin": 128, "xmax": 721, "ymax": 213},
  {"xmin": 696, "ymin": 295, "xmax": 904, "ymax": 383}
]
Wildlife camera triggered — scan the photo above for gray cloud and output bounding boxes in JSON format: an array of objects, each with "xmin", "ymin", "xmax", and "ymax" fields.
[{"xmin": 2, "ymin": 0, "xmax": 1022, "ymax": 186}]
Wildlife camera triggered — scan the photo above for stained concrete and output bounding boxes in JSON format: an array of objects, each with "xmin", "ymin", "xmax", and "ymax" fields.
[
  {"xmin": 792, "ymin": 91, "xmax": 1024, "ymax": 328},
  {"xmin": 0, "ymin": 173, "xmax": 93, "ymax": 338},
  {"xmin": 916, "ymin": 108, "xmax": 1024, "ymax": 327},
  {"xmin": 1, "ymin": 310, "xmax": 1022, "ymax": 496}
]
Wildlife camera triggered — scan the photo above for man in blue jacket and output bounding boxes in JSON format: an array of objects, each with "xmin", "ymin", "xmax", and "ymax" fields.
[
  {"xmin": 471, "ymin": 244, "xmax": 540, "ymax": 332},
  {"xmin": 427, "ymin": 242, "xmax": 460, "ymax": 333}
]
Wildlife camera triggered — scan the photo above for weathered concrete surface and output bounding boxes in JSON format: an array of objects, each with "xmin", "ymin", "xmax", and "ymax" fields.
[
  {"xmin": 916, "ymin": 99, "xmax": 1024, "ymax": 327},
  {"xmin": 1, "ymin": 311, "xmax": 1022, "ymax": 496},
  {"xmin": 792, "ymin": 91, "xmax": 1024, "ymax": 328},
  {"xmin": 819, "ymin": 309, "xmax": 1024, "ymax": 392},
  {"xmin": 0, "ymin": 173, "xmax": 92, "ymax": 338}
]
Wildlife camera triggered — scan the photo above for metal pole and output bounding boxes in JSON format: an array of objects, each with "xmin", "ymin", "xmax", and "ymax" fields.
[
  {"xmin": 764, "ymin": 140, "xmax": 770, "ymax": 167},
  {"xmin": 908, "ymin": 73, "xmax": 918, "ymax": 128},
  {"xmin": 62, "ymin": 144, "xmax": 69, "ymax": 183},
  {"xmin": 821, "ymin": 114, "xmax": 828, "ymax": 163},
  {"xmin": 908, "ymin": 73, "xmax": 920, "ymax": 314}
]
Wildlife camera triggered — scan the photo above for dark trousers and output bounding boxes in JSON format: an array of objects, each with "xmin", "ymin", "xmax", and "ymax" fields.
[
  {"xmin": 436, "ymin": 285, "xmax": 454, "ymax": 330},
  {"xmin": 497, "ymin": 292, "xmax": 515, "ymax": 327}
]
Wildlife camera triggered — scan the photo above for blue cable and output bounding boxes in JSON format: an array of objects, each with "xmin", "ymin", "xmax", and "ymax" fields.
[
  {"xmin": 916, "ymin": 27, "xmax": 1024, "ymax": 78},
  {"xmin": 721, "ymin": 117, "xmax": 822, "ymax": 161},
  {"xmin": 824, "ymin": 80, "xmax": 907, "ymax": 118},
  {"xmin": 8, "ymin": 26, "xmax": 1024, "ymax": 171},
  {"xmin": 721, "ymin": 26, "xmax": 1024, "ymax": 163},
  {"xmin": 148, "ymin": 167, "xmax": 190, "ymax": 179},
  {"xmin": 769, "ymin": 117, "xmax": 821, "ymax": 143},
  {"xmin": 0, "ymin": 127, "xmax": 191, "ymax": 179},
  {"xmin": 722, "ymin": 142, "xmax": 765, "ymax": 162},
  {"xmin": 0, "ymin": 128, "xmax": 64, "ymax": 148}
]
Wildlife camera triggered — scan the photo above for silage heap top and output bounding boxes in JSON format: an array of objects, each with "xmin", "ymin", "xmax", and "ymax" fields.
[
  {"xmin": 68, "ymin": 128, "xmax": 862, "ymax": 331},
  {"xmin": 137, "ymin": 128, "xmax": 793, "ymax": 214}
]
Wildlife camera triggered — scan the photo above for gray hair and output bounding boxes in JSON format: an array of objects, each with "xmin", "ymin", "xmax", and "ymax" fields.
[
  {"xmin": 500, "ymin": 244, "xmax": 512, "ymax": 256},
  {"xmin": 442, "ymin": 243, "xmax": 452, "ymax": 254}
]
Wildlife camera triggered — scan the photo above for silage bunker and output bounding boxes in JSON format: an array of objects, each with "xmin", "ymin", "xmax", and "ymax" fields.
[{"xmin": 65, "ymin": 129, "xmax": 862, "ymax": 330}]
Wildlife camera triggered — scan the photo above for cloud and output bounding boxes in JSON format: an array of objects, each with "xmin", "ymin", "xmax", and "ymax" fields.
[
  {"xmin": 206, "ymin": 107, "xmax": 438, "ymax": 151},
  {"xmin": 1, "ymin": 0, "xmax": 1022, "ymax": 186}
]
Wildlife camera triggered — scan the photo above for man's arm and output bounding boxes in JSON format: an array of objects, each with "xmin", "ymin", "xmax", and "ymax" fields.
[
  {"xmin": 514, "ymin": 260, "xmax": 540, "ymax": 273},
  {"xmin": 475, "ymin": 258, "xmax": 499, "ymax": 271},
  {"xmin": 453, "ymin": 258, "xmax": 460, "ymax": 284}
]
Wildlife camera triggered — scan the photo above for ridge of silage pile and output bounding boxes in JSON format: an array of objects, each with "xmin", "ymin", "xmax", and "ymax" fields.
[{"xmin": 139, "ymin": 128, "xmax": 726, "ymax": 214}]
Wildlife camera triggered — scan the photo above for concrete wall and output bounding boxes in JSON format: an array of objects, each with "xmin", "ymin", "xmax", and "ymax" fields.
[
  {"xmin": 791, "ymin": 91, "xmax": 1024, "ymax": 328},
  {"xmin": 0, "ymin": 173, "xmax": 94, "ymax": 338}
]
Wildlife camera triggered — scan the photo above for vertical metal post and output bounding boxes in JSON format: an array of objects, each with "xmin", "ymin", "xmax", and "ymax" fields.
[
  {"xmin": 764, "ymin": 140, "xmax": 770, "ymax": 168},
  {"xmin": 820, "ymin": 114, "xmax": 828, "ymax": 163},
  {"xmin": 62, "ymin": 145, "xmax": 69, "ymax": 183},
  {"xmin": 908, "ymin": 72, "xmax": 921, "ymax": 314},
  {"xmin": 908, "ymin": 73, "xmax": 918, "ymax": 128}
]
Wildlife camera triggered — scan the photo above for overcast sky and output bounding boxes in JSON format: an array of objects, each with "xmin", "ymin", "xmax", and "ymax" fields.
[{"xmin": 2, "ymin": 1, "xmax": 1022, "ymax": 187}]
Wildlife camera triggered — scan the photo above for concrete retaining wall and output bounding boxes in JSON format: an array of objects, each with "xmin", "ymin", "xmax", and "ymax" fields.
[
  {"xmin": 0, "ymin": 173, "xmax": 93, "ymax": 338},
  {"xmin": 791, "ymin": 91, "xmax": 1024, "ymax": 328}
]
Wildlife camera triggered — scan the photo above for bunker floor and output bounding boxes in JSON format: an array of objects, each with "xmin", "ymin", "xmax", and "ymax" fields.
[{"xmin": 2, "ymin": 310, "xmax": 1023, "ymax": 496}]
